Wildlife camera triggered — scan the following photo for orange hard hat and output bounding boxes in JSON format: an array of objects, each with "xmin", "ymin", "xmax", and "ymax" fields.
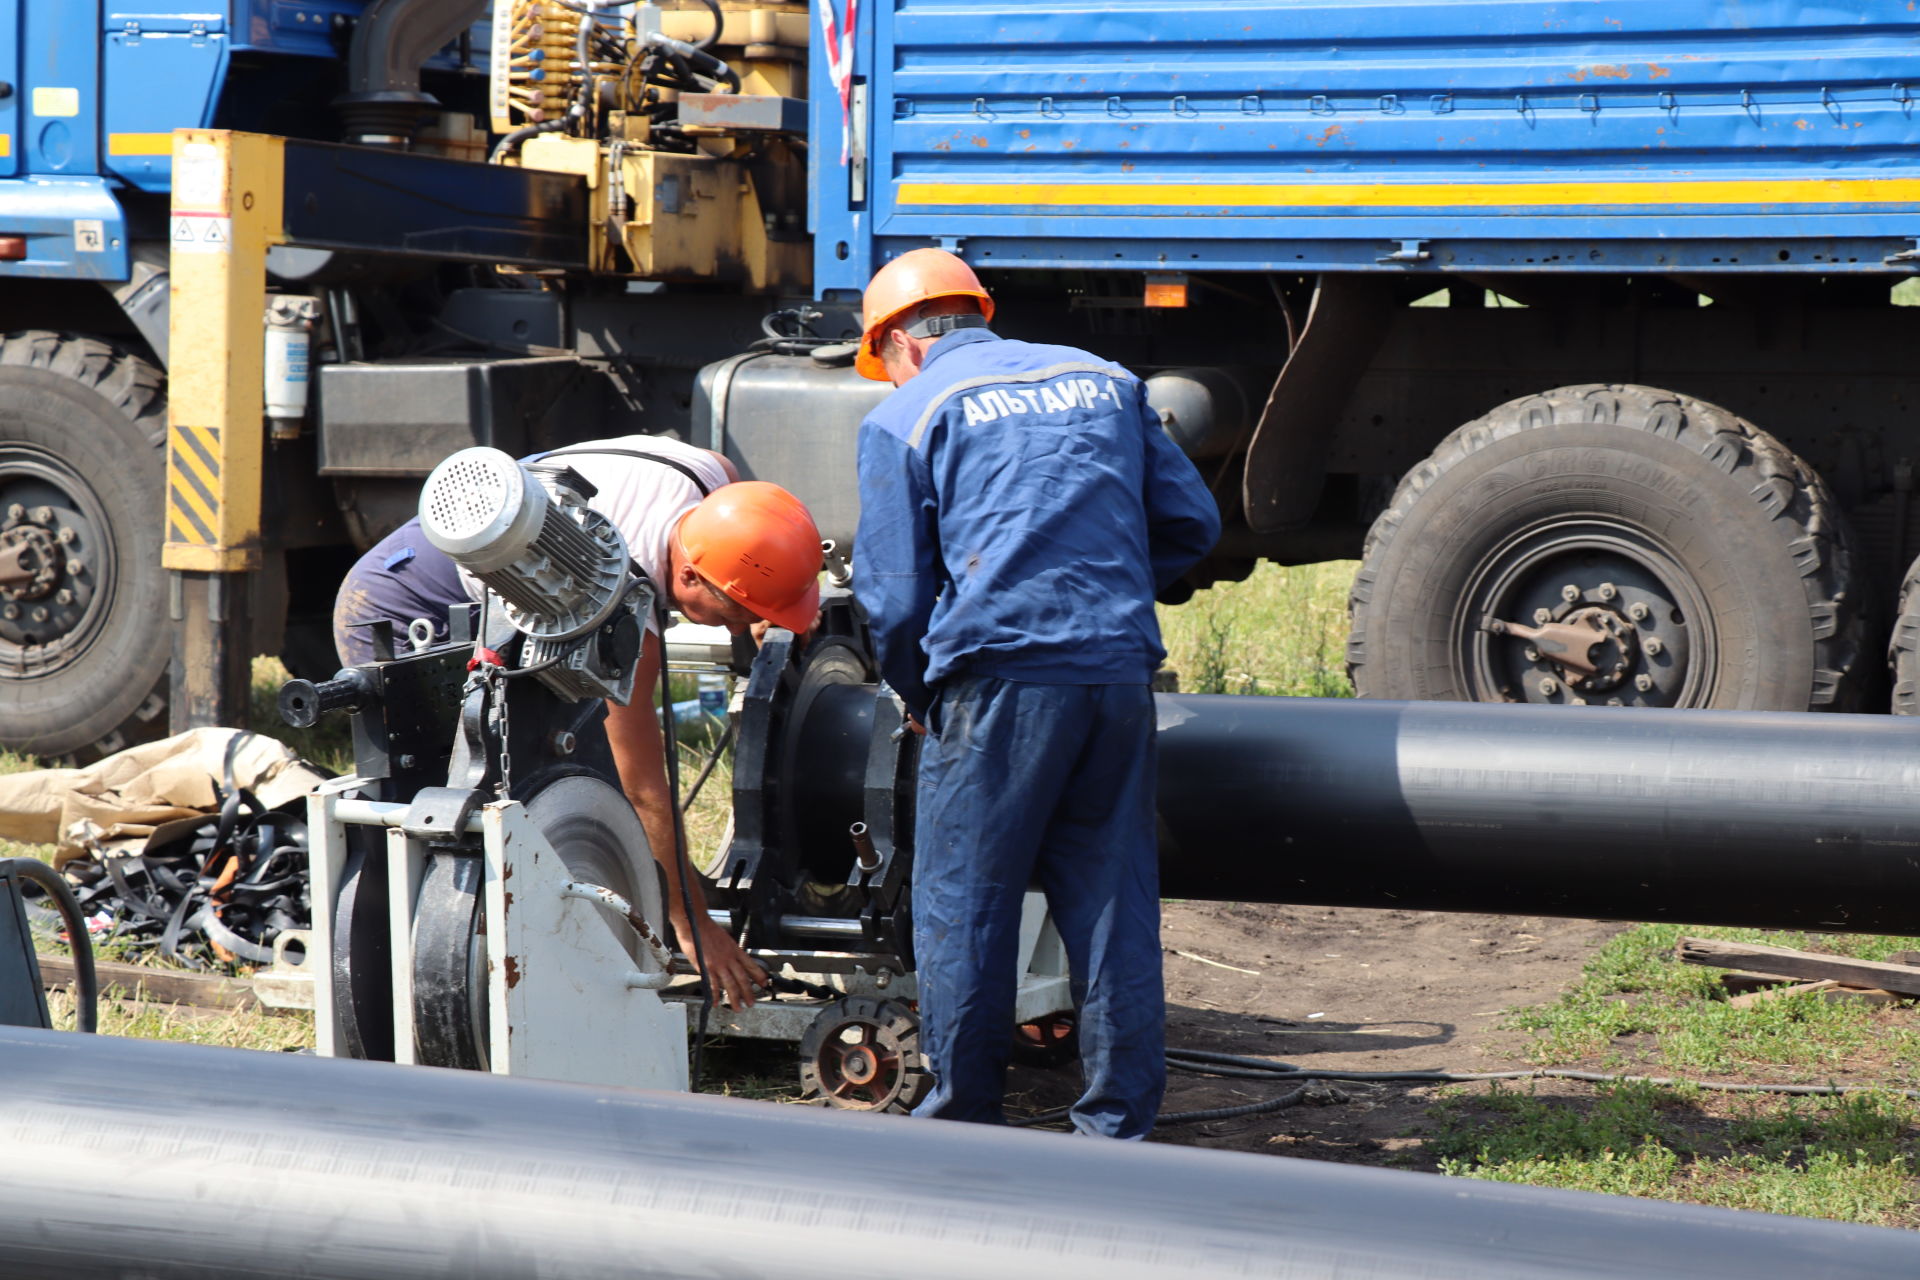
[
  {"xmin": 678, "ymin": 481, "xmax": 823, "ymax": 633},
  {"xmin": 856, "ymin": 248, "xmax": 994, "ymax": 381}
]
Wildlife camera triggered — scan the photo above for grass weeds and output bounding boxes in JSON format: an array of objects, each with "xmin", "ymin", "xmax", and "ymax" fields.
[
  {"xmin": 1437, "ymin": 922, "xmax": 1920, "ymax": 1225},
  {"xmin": 1156, "ymin": 561, "xmax": 1356, "ymax": 698}
]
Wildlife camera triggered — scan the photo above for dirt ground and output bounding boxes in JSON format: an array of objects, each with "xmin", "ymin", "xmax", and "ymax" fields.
[{"xmin": 1005, "ymin": 903, "xmax": 1625, "ymax": 1163}]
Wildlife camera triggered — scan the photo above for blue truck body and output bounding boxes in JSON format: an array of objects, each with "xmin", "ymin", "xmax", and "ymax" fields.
[
  {"xmin": 4, "ymin": 0, "xmax": 1920, "ymax": 755},
  {"xmin": 810, "ymin": 1, "xmax": 1920, "ymax": 291},
  {"xmin": 0, "ymin": 2, "xmax": 479, "ymax": 279}
]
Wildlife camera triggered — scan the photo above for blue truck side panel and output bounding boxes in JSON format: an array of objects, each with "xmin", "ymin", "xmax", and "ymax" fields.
[
  {"xmin": 104, "ymin": 11, "xmax": 230, "ymax": 192},
  {"xmin": 0, "ymin": 3, "xmax": 15, "ymax": 180},
  {"xmin": 812, "ymin": 1, "xmax": 1920, "ymax": 292},
  {"xmin": 23, "ymin": 0, "xmax": 102, "ymax": 179}
]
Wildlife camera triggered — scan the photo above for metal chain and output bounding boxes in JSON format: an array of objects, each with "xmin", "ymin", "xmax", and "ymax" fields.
[{"xmin": 494, "ymin": 664, "xmax": 513, "ymax": 800}]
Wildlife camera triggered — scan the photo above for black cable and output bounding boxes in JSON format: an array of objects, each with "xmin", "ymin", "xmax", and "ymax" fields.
[
  {"xmin": 658, "ymin": 601, "xmax": 713, "ymax": 1091},
  {"xmin": 1013, "ymin": 1049, "xmax": 1920, "ymax": 1133},
  {"xmin": 681, "ymin": 717, "xmax": 735, "ymax": 811},
  {"xmin": 688, "ymin": 0, "xmax": 723, "ymax": 50},
  {"xmin": 498, "ymin": 636, "xmax": 587, "ymax": 679},
  {"xmin": 8, "ymin": 858, "xmax": 97, "ymax": 1034}
]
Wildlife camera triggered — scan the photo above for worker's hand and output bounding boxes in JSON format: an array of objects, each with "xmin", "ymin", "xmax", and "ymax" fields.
[
  {"xmin": 749, "ymin": 617, "xmax": 816, "ymax": 647},
  {"xmin": 904, "ymin": 714, "xmax": 927, "ymax": 736},
  {"xmin": 676, "ymin": 914, "xmax": 769, "ymax": 1010}
]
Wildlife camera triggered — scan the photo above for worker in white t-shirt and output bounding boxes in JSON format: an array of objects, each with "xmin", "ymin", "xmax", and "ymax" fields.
[{"xmin": 333, "ymin": 435, "xmax": 824, "ymax": 1008}]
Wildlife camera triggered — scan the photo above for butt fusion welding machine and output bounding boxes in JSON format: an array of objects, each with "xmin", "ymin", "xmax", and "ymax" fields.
[{"xmin": 283, "ymin": 447, "xmax": 1072, "ymax": 1109}]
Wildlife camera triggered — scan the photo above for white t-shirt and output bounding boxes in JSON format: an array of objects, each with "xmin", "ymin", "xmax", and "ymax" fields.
[{"xmin": 460, "ymin": 434, "xmax": 731, "ymax": 634}]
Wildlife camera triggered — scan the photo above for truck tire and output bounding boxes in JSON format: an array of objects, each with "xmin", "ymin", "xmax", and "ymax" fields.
[
  {"xmin": 1888, "ymin": 557, "xmax": 1920, "ymax": 714},
  {"xmin": 0, "ymin": 332, "xmax": 170, "ymax": 760},
  {"xmin": 1347, "ymin": 384, "xmax": 1861, "ymax": 712}
]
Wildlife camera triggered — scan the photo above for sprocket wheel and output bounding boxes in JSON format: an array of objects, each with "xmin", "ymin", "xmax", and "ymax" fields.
[{"xmin": 797, "ymin": 996, "xmax": 931, "ymax": 1113}]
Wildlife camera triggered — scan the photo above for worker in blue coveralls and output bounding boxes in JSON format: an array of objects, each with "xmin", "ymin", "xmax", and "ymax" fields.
[{"xmin": 851, "ymin": 248, "xmax": 1222, "ymax": 1138}]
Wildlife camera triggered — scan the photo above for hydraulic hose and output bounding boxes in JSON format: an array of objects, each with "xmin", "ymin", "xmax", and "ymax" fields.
[
  {"xmin": 490, "ymin": 119, "xmax": 564, "ymax": 163},
  {"xmin": 6, "ymin": 857, "xmax": 97, "ymax": 1034}
]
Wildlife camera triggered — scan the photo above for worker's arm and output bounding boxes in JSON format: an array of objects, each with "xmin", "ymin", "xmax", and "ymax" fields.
[
  {"xmin": 853, "ymin": 421, "xmax": 941, "ymax": 721},
  {"xmin": 605, "ymin": 629, "xmax": 767, "ymax": 1009},
  {"xmin": 1135, "ymin": 386, "xmax": 1223, "ymax": 593}
]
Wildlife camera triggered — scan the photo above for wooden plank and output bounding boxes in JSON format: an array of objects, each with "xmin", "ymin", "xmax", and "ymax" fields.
[
  {"xmin": 36, "ymin": 954, "xmax": 260, "ymax": 1011},
  {"xmin": 1676, "ymin": 937, "xmax": 1920, "ymax": 998}
]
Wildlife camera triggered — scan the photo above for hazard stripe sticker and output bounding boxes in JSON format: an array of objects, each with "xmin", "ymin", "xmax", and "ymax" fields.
[{"xmin": 167, "ymin": 425, "xmax": 220, "ymax": 545}]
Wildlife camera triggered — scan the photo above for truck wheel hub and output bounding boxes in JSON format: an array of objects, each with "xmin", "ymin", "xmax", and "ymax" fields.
[{"xmin": 0, "ymin": 449, "xmax": 109, "ymax": 668}]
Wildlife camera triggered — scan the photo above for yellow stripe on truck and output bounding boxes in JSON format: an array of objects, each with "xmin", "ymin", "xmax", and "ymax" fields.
[
  {"xmin": 108, "ymin": 133, "xmax": 174, "ymax": 157},
  {"xmin": 896, "ymin": 176, "xmax": 1920, "ymax": 210}
]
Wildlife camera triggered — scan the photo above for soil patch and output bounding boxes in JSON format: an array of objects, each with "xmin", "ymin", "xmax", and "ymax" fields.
[{"xmin": 1006, "ymin": 903, "xmax": 1623, "ymax": 1165}]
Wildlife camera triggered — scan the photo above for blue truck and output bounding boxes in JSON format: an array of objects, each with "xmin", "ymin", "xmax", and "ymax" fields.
[{"xmin": 3, "ymin": 1, "xmax": 1919, "ymax": 758}]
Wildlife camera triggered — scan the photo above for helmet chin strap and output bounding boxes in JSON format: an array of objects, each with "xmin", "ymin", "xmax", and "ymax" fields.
[{"xmin": 902, "ymin": 313, "xmax": 989, "ymax": 340}]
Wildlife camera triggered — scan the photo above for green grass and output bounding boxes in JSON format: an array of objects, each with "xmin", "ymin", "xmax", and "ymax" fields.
[
  {"xmin": 1429, "ymin": 923, "xmax": 1920, "ymax": 1225},
  {"xmin": 1507, "ymin": 923, "xmax": 1920, "ymax": 1078},
  {"xmin": 251, "ymin": 655, "xmax": 354, "ymax": 775},
  {"xmin": 1157, "ymin": 561, "xmax": 1356, "ymax": 697},
  {"xmin": 1430, "ymin": 1081, "xmax": 1919, "ymax": 1226}
]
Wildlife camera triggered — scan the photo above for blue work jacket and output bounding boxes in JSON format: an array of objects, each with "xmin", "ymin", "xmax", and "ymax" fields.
[{"xmin": 853, "ymin": 327, "xmax": 1221, "ymax": 721}]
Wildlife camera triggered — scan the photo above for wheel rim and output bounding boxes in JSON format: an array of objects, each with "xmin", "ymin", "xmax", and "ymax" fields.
[
  {"xmin": 0, "ymin": 443, "xmax": 118, "ymax": 681},
  {"xmin": 1456, "ymin": 518, "xmax": 1716, "ymax": 708},
  {"xmin": 802, "ymin": 1002, "xmax": 925, "ymax": 1111}
]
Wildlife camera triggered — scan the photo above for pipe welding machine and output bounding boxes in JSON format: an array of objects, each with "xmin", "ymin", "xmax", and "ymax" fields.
[
  {"xmin": 290, "ymin": 447, "xmax": 1920, "ymax": 1106},
  {"xmin": 283, "ymin": 446, "xmax": 1071, "ymax": 1106}
]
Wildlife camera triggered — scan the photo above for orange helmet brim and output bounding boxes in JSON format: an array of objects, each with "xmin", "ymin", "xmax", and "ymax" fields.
[
  {"xmin": 856, "ymin": 287, "xmax": 995, "ymax": 383},
  {"xmin": 752, "ymin": 577, "xmax": 821, "ymax": 634}
]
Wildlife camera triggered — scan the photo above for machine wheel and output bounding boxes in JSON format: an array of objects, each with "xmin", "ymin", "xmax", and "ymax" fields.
[
  {"xmin": 407, "ymin": 773, "xmax": 654, "ymax": 1071},
  {"xmin": 797, "ymin": 996, "xmax": 931, "ymax": 1113},
  {"xmin": 1348, "ymin": 383, "xmax": 1862, "ymax": 712},
  {"xmin": 0, "ymin": 332, "xmax": 169, "ymax": 760},
  {"xmin": 1011, "ymin": 1012, "xmax": 1079, "ymax": 1068}
]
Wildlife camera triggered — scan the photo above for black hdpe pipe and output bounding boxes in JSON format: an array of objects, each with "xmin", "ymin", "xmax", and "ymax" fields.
[
  {"xmin": 1155, "ymin": 696, "xmax": 1920, "ymax": 934},
  {"xmin": 0, "ymin": 1024, "xmax": 1914, "ymax": 1280}
]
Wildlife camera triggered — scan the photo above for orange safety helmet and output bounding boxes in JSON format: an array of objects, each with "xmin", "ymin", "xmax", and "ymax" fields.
[
  {"xmin": 856, "ymin": 248, "xmax": 995, "ymax": 381},
  {"xmin": 678, "ymin": 481, "xmax": 823, "ymax": 633}
]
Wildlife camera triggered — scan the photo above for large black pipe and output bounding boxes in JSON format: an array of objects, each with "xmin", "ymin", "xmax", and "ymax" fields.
[
  {"xmin": 1157, "ymin": 697, "xmax": 1920, "ymax": 934},
  {"xmin": 0, "ymin": 1024, "xmax": 1914, "ymax": 1279}
]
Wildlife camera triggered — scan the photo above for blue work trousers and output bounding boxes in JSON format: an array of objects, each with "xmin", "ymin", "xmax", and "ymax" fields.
[{"xmin": 912, "ymin": 675, "xmax": 1166, "ymax": 1139}]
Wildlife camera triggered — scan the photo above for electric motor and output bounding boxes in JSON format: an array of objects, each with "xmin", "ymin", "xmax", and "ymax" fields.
[
  {"xmin": 418, "ymin": 447, "xmax": 644, "ymax": 704},
  {"xmin": 419, "ymin": 447, "xmax": 629, "ymax": 643}
]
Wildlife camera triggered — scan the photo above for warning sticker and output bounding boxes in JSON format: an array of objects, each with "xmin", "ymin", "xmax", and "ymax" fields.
[
  {"xmin": 173, "ymin": 142, "xmax": 226, "ymax": 213},
  {"xmin": 171, "ymin": 214, "xmax": 231, "ymax": 255},
  {"xmin": 73, "ymin": 220, "xmax": 104, "ymax": 253}
]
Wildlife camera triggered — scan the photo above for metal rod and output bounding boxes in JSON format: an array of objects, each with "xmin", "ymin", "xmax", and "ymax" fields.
[
  {"xmin": 707, "ymin": 909, "xmax": 866, "ymax": 941},
  {"xmin": 0, "ymin": 1024, "xmax": 1913, "ymax": 1280},
  {"xmin": 1156, "ymin": 696, "xmax": 1920, "ymax": 934},
  {"xmin": 779, "ymin": 914, "xmax": 866, "ymax": 940},
  {"xmin": 334, "ymin": 797, "xmax": 484, "ymax": 833}
]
